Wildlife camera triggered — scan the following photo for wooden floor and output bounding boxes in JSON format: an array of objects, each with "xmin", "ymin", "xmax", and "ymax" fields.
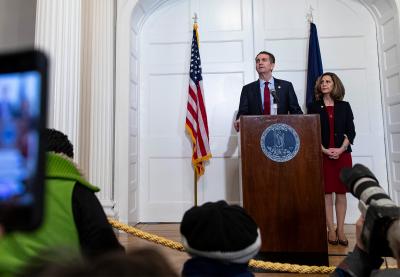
[{"xmin": 116, "ymin": 223, "xmax": 397, "ymax": 276}]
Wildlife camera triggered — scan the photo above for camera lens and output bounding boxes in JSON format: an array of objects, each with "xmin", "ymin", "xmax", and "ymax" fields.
[{"xmin": 352, "ymin": 177, "xmax": 395, "ymax": 207}]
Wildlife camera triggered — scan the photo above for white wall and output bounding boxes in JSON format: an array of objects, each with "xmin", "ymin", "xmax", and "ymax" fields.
[
  {"xmin": 35, "ymin": 0, "xmax": 117, "ymax": 216},
  {"xmin": 114, "ymin": 0, "xmax": 400, "ymax": 224},
  {"xmin": 138, "ymin": 0, "xmax": 253, "ymax": 222},
  {"xmin": 0, "ymin": 0, "xmax": 36, "ymax": 52},
  {"xmin": 360, "ymin": 0, "xmax": 400, "ymax": 206},
  {"xmin": 133, "ymin": 0, "xmax": 386, "ymax": 223},
  {"xmin": 4, "ymin": 0, "xmax": 395, "ymax": 224}
]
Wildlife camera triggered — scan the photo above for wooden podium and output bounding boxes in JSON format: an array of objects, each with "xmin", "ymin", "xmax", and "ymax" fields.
[{"xmin": 240, "ymin": 115, "xmax": 328, "ymax": 266}]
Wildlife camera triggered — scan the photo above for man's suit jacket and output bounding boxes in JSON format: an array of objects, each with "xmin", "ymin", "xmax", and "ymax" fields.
[
  {"xmin": 236, "ymin": 78, "xmax": 303, "ymax": 120},
  {"xmin": 308, "ymin": 100, "xmax": 356, "ymax": 152}
]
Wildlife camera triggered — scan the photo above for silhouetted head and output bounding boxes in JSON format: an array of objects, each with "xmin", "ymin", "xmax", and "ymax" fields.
[
  {"xmin": 180, "ymin": 200, "xmax": 261, "ymax": 264},
  {"xmin": 44, "ymin": 128, "xmax": 74, "ymax": 158},
  {"xmin": 27, "ymin": 248, "xmax": 178, "ymax": 276}
]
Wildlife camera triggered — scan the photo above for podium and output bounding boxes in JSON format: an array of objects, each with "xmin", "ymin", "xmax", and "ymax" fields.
[{"xmin": 240, "ymin": 115, "xmax": 328, "ymax": 266}]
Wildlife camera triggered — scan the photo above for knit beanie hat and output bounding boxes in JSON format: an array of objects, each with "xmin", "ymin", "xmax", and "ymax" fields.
[{"xmin": 180, "ymin": 200, "xmax": 261, "ymax": 264}]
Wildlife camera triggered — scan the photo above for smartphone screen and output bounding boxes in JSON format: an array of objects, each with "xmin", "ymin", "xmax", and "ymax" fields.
[{"xmin": 0, "ymin": 50, "xmax": 47, "ymax": 232}]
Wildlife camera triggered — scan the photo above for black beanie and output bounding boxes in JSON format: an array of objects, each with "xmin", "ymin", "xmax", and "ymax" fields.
[{"xmin": 180, "ymin": 200, "xmax": 261, "ymax": 263}]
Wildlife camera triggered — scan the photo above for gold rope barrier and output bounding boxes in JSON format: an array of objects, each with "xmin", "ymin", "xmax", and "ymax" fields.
[
  {"xmin": 109, "ymin": 219, "xmax": 185, "ymax": 252},
  {"xmin": 109, "ymin": 218, "xmax": 336, "ymax": 274},
  {"xmin": 248, "ymin": 260, "xmax": 335, "ymax": 274}
]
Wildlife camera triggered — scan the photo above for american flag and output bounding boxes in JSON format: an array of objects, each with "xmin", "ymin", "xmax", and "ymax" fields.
[{"xmin": 185, "ymin": 23, "xmax": 211, "ymax": 177}]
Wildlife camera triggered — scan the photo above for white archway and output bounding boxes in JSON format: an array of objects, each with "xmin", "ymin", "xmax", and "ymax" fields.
[{"xmin": 115, "ymin": 0, "xmax": 400, "ymax": 223}]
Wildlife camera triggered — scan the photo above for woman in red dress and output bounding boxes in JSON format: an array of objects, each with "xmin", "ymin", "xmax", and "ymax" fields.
[{"xmin": 309, "ymin": 72, "xmax": 356, "ymax": 246}]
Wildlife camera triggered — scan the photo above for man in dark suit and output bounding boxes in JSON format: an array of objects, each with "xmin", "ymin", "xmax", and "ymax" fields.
[{"xmin": 234, "ymin": 51, "xmax": 303, "ymax": 131}]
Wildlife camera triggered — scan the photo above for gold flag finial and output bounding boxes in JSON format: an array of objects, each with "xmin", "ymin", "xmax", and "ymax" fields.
[
  {"xmin": 192, "ymin": 13, "xmax": 198, "ymax": 24},
  {"xmin": 306, "ymin": 5, "xmax": 314, "ymax": 23}
]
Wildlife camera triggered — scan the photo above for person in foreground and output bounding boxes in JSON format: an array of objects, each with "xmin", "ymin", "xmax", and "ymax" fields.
[
  {"xmin": 331, "ymin": 163, "xmax": 400, "ymax": 276},
  {"xmin": 180, "ymin": 200, "xmax": 261, "ymax": 276},
  {"xmin": 234, "ymin": 51, "xmax": 303, "ymax": 131},
  {"xmin": 331, "ymin": 216, "xmax": 400, "ymax": 277},
  {"xmin": 31, "ymin": 247, "xmax": 179, "ymax": 276},
  {"xmin": 308, "ymin": 72, "xmax": 356, "ymax": 246},
  {"xmin": 0, "ymin": 128, "xmax": 124, "ymax": 275}
]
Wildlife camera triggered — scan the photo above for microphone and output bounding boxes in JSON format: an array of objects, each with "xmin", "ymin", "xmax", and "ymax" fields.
[{"xmin": 270, "ymin": 89, "xmax": 279, "ymax": 104}]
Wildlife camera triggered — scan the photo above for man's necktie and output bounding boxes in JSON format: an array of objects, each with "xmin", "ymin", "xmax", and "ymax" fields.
[{"xmin": 263, "ymin": 82, "xmax": 270, "ymax": 115}]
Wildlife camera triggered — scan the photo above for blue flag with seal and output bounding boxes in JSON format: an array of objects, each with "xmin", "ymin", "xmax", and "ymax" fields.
[{"xmin": 306, "ymin": 22, "xmax": 323, "ymax": 111}]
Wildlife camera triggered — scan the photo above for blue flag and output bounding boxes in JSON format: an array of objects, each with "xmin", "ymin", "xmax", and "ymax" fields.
[{"xmin": 306, "ymin": 22, "xmax": 323, "ymax": 111}]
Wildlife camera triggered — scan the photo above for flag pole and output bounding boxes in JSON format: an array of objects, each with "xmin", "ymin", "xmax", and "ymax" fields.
[
  {"xmin": 194, "ymin": 171, "xmax": 198, "ymax": 206},
  {"xmin": 193, "ymin": 12, "xmax": 198, "ymax": 207},
  {"xmin": 305, "ymin": 11, "xmax": 323, "ymax": 111},
  {"xmin": 187, "ymin": 12, "xmax": 210, "ymax": 207}
]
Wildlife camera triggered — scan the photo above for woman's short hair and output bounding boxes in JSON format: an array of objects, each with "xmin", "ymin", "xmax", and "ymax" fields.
[{"xmin": 314, "ymin": 72, "xmax": 345, "ymax": 101}]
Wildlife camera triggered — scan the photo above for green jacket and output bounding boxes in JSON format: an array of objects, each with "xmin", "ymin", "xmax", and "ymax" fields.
[{"xmin": 0, "ymin": 153, "xmax": 99, "ymax": 276}]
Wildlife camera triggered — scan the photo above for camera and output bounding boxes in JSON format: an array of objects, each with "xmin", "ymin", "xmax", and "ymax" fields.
[{"xmin": 340, "ymin": 164, "xmax": 400, "ymax": 257}]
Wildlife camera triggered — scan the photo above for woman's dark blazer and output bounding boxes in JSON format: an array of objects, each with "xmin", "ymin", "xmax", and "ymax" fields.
[{"xmin": 308, "ymin": 100, "xmax": 356, "ymax": 153}]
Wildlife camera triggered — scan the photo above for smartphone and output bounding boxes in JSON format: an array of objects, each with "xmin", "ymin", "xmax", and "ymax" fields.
[{"xmin": 0, "ymin": 50, "xmax": 48, "ymax": 232}]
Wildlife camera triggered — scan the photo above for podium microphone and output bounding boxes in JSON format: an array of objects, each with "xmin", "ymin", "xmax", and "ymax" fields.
[{"xmin": 271, "ymin": 89, "xmax": 279, "ymax": 104}]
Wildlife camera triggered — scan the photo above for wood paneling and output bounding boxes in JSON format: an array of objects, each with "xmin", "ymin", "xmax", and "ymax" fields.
[{"xmin": 240, "ymin": 115, "xmax": 327, "ymax": 265}]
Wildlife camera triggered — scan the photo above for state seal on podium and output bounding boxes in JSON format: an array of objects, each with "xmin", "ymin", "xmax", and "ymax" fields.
[{"xmin": 260, "ymin": 123, "xmax": 300, "ymax": 162}]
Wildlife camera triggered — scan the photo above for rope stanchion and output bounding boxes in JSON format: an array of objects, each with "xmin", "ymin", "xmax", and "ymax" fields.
[
  {"xmin": 109, "ymin": 218, "xmax": 336, "ymax": 274},
  {"xmin": 248, "ymin": 259, "xmax": 335, "ymax": 274},
  {"xmin": 108, "ymin": 218, "xmax": 185, "ymax": 252}
]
